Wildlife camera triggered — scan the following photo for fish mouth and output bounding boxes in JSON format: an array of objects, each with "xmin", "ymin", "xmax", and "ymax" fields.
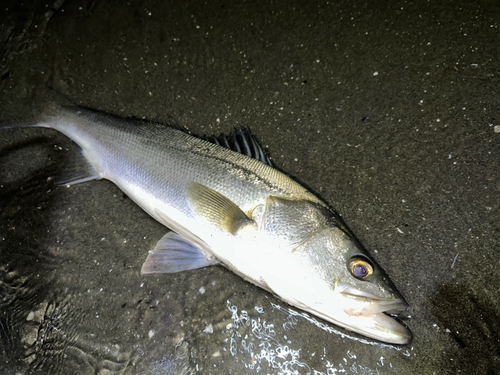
[{"xmin": 340, "ymin": 288, "xmax": 412, "ymax": 344}]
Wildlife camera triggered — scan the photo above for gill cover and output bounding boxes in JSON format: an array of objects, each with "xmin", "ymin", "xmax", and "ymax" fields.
[{"xmin": 256, "ymin": 196, "xmax": 406, "ymax": 304}]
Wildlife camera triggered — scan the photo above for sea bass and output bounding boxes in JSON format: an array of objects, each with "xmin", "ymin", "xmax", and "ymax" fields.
[{"xmin": 3, "ymin": 103, "xmax": 411, "ymax": 344}]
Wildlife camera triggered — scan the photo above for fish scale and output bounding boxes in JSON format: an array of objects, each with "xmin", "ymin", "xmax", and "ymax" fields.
[{"xmin": 2, "ymin": 102, "xmax": 412, "ymax": 344}]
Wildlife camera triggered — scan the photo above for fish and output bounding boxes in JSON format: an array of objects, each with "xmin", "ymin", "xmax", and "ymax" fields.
[{"xmin": 1, "ymin": 102, "xmax": 412, "ymax": 344}]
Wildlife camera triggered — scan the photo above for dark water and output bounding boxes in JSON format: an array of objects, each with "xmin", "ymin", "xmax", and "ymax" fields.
[{"xmin": 1, "ymin": 0, "xmax": 499, "ymax": 374}]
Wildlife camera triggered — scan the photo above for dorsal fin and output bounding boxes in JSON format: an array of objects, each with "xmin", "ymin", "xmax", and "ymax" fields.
[{"xmin": 204, "ymin": 127, "xmax": 273, "ymax": 167}]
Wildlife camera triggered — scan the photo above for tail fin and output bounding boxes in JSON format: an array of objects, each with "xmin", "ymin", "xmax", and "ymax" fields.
[
  {"xmin": 0, "ymin": 123, "xmax": 48, "ymax": 130},
  {"xmin": 1, "ymin": 111, "xmax": 101, "ymax": 187}
]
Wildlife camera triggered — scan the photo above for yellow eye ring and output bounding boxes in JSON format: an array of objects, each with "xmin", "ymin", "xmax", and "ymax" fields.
[{"xmin": 349, "ymin": 258, "xmax": 373, "ymax": 279}]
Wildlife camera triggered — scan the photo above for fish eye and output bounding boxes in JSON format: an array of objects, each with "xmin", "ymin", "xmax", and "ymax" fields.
[{"xmin": 349, "ymin": 257, "xmax": 373, "ymax": 279}]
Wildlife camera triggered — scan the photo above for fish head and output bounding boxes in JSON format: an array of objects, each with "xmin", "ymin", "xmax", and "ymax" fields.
[
  {"xmin": 294, "ymin": 225, "xmax": 411, "ymax": 344},
  {"xmin": 255, "ymin": 197, "xmax": 412, "ymax": 344}
]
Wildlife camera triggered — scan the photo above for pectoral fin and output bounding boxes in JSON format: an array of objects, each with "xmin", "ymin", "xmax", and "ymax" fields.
[
  {"xmin": 141, "ymin": 232, "xmax": 218, "ymax": 274},
  {"xmin": 186, "ymin": 182, "xmax": 253, "ymax": 234}
]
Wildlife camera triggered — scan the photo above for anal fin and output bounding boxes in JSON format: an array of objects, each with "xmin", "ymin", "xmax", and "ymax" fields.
[
  {"xmin": 141, "ymin": 232, "xmax": 218, "ymax": 274},
  {"xmin": 55, "ymin": 147, "xmax": 101, "ymax": 186}
]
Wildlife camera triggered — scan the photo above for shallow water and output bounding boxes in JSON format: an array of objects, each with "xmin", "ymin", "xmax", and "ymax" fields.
[{"xmin": 1, "ymin": 0, "xmax": 499, "ymax": 374}]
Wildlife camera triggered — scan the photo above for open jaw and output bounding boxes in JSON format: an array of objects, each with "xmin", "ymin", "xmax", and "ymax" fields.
[
  {"xmin": 340, "ymin": 289, "xmax": 412, "ymax": 344},
  {"xmin": 332, "ymin": 287, "xmax": 412, "ymax": 345},
  {"xmin": 363, "ymin": 300, "xmax": 412, "ymax": 344}
]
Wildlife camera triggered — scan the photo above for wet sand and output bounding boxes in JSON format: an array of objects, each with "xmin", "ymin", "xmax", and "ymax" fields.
[{"xmin": 1, "ymin": 1, "xmax": 499, "ymax": 374}]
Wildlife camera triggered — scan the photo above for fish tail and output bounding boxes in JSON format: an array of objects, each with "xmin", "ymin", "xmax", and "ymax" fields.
[{"xmin": 0, "ymin": 123, "xmax": 50, "ymax": 130}]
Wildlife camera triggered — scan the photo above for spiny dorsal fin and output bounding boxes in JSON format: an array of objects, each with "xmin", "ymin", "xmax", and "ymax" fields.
[{"xmin": 204, "ymin": 127, "xmax": 273, "ymax": 167}]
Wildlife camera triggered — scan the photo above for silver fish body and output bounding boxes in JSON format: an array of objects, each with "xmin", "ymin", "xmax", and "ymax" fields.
[{"xmin": 7, "ymin": 104, "xmax": 411, "ymax": 344}]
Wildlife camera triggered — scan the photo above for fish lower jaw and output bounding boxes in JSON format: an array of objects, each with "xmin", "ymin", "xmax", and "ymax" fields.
[
  {"xmin": 339, "ymin": 300, "xmax": 411, "ymax": 344},
  {"xmin": 274, "ymin": 289, "xmax": 411, "ymax": 344},
  {"xmin": 336, "ymin": 306, "xmax": 410, "ymax": 344},
  {"xmin": 292, "ymin": 300, "xmax": 412, "ymax": 345}
]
